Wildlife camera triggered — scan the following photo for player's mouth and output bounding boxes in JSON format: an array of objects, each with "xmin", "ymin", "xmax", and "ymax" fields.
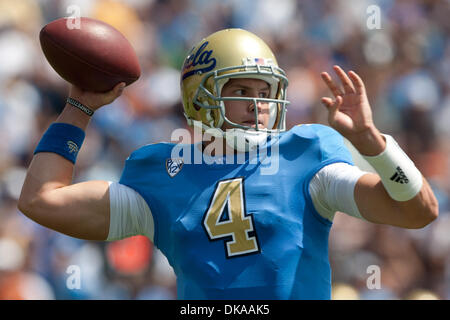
[{"xmin": 242, "ymin": 120, "xmax": 265, "ymax": 129}]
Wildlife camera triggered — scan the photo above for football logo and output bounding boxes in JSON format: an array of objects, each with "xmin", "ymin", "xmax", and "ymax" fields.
[
  {"xmin": 67, "ymin": 141, "xmax": 79, "ymax": 154},
  {"xmin": 166, "ymin": 158, "xmax": 184, "ymax": 178}
]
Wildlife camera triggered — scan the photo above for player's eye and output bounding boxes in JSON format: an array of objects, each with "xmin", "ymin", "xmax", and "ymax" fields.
[
  {"xmin": 259, "ymin": 91, "xmax": 269, "ymax": 98},
  {"xmin": 234, "ymin": 89, "xmax": 246, "ymax": 96}
]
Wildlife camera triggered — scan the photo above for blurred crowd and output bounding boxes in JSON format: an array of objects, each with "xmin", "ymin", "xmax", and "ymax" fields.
[{"xmin": 0, "ymin": 0, "xmax": 449, "ymax": 300}]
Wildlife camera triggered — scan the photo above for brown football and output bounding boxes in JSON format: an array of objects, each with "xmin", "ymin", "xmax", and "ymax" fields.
[{"xmin": 39, "ymin": 17, "xmax": 141, "ymax": 92}]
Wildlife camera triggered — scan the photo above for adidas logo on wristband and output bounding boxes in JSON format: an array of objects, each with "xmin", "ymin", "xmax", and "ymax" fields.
[
  {"xmin": 390, "ymin": 166, "xmax": 409, "ymax": 184},
  {"xmin": 363, "ymin": 134, "xmax": 422, "ymax": 201}
]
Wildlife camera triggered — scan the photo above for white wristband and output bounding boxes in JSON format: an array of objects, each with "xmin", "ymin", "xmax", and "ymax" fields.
[{"xmin": 362, "ymin": 134, "xmax": 423, "ymax": 201}]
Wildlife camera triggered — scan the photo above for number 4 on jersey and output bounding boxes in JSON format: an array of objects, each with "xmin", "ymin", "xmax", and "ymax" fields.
[{"xmin": 203, "ymin": 177, "xmax": 260, "ymax": 258}]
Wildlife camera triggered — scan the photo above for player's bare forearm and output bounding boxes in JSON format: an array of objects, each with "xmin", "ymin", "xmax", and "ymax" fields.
[
  {"xmin": 354, "ymin": 173, "xmax": 438, "ymax": 229},
  {"xmin": 55, "ymin": 101, "xmax": 92, "ymax": 130},
  {"xmin": 19, "ymin": 104, "xmax": 91, "ymax": 204},
  {"xmin": 17, "ymin": 84, "xmax": 125, "ymax": 240},
  {"xmin": 18, "ymin": 118, "xmax": 110, "ymax": 240},
  {"xmin": 343, "ymin": 125, "xmax": 386, "ymax": 156},
  {"xmin": 345, "ymin": 126, "xmax": 438, "ymax": 228},
  {"xmin": 346, "ymin": 124, "xmax": 437, "ymax": 228},
  {"xmin": 19, "ymin": 144, "xmax": 111, "ymax": 240}
]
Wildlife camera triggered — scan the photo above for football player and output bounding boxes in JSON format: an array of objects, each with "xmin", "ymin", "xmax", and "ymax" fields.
[{"xmin": 19, "ymin": 29, "xmax": 438, "ymax": 299}]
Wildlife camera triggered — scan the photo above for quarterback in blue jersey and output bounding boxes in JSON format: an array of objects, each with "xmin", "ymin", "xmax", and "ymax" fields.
[{"xmin": 19, "ymin": 29, "xmax": 438, "ymax": 300}]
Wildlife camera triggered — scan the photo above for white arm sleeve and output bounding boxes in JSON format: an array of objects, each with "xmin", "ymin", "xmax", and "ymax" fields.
[
  {"xmin": 107, "ymin": 182, "xmax": 155, "ymax": 242},
  {"xmin": 309, "ymin": 162, "xmax": 367, "ymax": 222}
]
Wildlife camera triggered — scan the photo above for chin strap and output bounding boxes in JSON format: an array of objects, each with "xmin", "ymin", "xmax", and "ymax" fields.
[
  {"xmin": 225, "ymin": 129, "xmax": 269, "ymax": 152},
  {"xmin": 184, "ymin": 117, "xmax": 269, "ymax": 153}
]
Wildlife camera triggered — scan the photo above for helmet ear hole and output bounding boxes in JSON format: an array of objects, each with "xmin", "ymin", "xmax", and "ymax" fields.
[{"xmin": 193, "ymin": 103, "xmax": 201, "ymax": 111}]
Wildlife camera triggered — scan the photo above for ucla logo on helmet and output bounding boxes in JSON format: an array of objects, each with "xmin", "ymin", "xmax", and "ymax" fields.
[{"xmin": 182, "ymin": 41, "xmax": 216, "ymax": 80}]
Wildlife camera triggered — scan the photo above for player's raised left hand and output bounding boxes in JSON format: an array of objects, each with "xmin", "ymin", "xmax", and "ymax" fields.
[{"xmin": 320, "ymin": 65, "xmax": 385, "ymax": 155}]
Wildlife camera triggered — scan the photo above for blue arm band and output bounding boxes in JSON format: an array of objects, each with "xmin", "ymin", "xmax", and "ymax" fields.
[{"xmin": 34, "ymin": 123, "xmax": 86, "ymax": 164}]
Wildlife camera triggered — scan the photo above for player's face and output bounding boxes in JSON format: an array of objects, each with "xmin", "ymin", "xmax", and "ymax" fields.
[{"xmin": 221, "ymin": 78, "xmax": 271, "ymax": 130}]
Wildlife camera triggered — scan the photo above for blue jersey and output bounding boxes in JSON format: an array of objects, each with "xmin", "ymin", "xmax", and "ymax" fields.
[{"xmin": 119, "ymin": 124, "xmax": 354, "ymax": 299}]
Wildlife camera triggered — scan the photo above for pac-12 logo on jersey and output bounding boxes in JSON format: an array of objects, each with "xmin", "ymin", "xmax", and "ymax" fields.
[{"xmin": 166, "ymin": 158, "xmax": 184, "ymax": 177}]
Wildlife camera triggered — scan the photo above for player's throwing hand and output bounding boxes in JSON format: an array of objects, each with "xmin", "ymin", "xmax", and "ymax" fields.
[{"xmin": 69, "ymin": 82, "xmax": 126, "ymax": 111}]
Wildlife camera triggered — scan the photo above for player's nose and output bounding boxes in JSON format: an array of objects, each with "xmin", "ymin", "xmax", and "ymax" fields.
[{"xmin": 248, "ymin": 99, "xmax": 267, "ymax": 113}]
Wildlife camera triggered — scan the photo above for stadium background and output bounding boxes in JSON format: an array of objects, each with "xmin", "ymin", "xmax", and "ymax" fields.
[{"xmin": 0, "ymin": 0, "xmax": 449, "ymax": 300}]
